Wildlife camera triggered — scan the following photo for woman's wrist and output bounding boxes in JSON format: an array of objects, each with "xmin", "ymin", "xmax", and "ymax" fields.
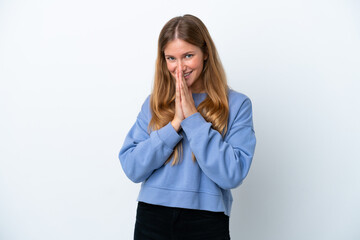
[{"xmin": 171, "ymin": 119, "xmax": 182, "ymax": 132}]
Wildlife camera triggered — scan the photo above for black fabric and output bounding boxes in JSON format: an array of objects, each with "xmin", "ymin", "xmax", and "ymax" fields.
[{"xmin": 134, "ymin": 201, "xmax": 230, "ymax": 240}]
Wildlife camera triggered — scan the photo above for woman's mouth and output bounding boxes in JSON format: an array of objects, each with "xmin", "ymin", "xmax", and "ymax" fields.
[{"xmin": 183, "ymin": 71, "xmax": 193, "ymax": 80}]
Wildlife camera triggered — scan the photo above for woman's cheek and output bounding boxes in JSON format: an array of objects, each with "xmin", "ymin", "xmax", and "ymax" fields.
[{"xmin": 166, "ymin": 63, "xmax": 176, "ymax": 75}]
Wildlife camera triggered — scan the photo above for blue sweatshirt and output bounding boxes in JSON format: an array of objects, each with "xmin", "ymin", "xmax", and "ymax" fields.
[{"xmin": 119, "ymin": 89, "xmax": 256, "ymax": 216}]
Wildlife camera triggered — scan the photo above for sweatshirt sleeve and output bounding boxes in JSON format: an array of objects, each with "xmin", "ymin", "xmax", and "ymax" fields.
[
  {"xmin": 119, "ymin": 96, "xmax": 183, "ymax": 183},
  {"xmin": 180, "ymin": 97, "xmax": 256, "ymax": 190}
]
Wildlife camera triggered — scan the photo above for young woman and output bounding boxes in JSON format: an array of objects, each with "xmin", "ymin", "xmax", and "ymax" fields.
[{"xmin": 119, "ymin": 14, "xmax": 256, "ymax": 240}]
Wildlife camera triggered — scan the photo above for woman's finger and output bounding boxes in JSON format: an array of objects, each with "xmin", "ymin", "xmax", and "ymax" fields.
[
  {"xmin": 179, "ymin": 78, "xmax": 197, "ymax": 118},
  {"xmin": 179, "ymin": 70, "xmax": 188, "ymax": 95},
  {"xmin": 174, "ymin": 66, "xmax": 185, "ymax": 121},
  {"xmin": 175, "ymin": 71, "xmax": 180, "ymax": 101},
  {"xmin": 178, "ymin": 65, "xmax": 183, "ymax": 84}
]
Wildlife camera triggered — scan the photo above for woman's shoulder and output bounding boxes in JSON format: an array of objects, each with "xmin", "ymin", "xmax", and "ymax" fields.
[
  {"xmin": 226, "ymin": 89, "xmax": 254, "ymax": 128},
  {"xmin": 227, "ymin": 88, "xmax": 252, "ymax": 107},
  {"xmin": 137, "ymin": 94, "xmax": 152, "ymax": 119},
  {"xmin": 142, "ymin": 94, "xmax": 151, "ymax": 107}
]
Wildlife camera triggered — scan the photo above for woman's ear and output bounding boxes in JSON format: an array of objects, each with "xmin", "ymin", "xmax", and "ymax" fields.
[{"xmin": 204, "ymin": 53, "xmax": 208, "ymax": 61}]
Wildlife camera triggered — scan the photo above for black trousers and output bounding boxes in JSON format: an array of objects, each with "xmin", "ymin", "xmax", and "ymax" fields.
[{"xmin": 134, "ymin": 201, "xmax": 230, "ymax": 240}]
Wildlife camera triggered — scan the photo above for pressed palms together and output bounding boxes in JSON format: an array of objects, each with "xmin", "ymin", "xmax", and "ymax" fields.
[{"xmin": 171, "ymin": 64, "xmax": 198, "ymax": 132}]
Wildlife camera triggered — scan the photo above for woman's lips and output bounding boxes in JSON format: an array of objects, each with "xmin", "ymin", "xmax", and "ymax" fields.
[{"xmin": 184, "ymin": 71, "xmax": 192, "ymax": 79}]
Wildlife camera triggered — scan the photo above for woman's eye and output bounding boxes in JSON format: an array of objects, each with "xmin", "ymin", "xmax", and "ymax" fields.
[
  {"xmin": 185, "ymin": 54, "xmax": 193, "ymax": 58},
  {"xmin": 166, "ymin": 57, "xmax": 175, "ymax": 61}
]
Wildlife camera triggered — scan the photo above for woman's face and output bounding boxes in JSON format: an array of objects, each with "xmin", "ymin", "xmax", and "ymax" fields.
[{"xmin": 164, "ymin": 39, "xmax": 207, "ymax": 93}]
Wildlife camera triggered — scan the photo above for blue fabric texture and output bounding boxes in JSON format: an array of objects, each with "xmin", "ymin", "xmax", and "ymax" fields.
[{"xmin": 119, "ymin": 89, "xmax": 256, "ymax": 216}]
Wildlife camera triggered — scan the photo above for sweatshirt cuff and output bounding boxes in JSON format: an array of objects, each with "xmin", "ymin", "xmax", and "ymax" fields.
[
  {"xmin": 181, "ymin": 112, "xmax": 209, "ymax": 136},
  {"xmin": 156, "ymin": 122, "xmax": 183, "ymax": 150}
]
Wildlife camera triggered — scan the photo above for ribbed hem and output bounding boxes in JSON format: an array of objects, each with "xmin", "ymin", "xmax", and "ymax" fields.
[
  {"xmin": 156, "ymin": 122, "xmax": 183, "ymax": 150},
  {"xmin": 180, "ymin": 113, "xmax": 210, "ymax": 140},
  {"xmin": 137, "ymin": 184, "xmax": 232, "ymax": 216}
]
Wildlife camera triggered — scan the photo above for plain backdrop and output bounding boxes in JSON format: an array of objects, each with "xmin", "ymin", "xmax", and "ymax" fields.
[{"xmin": 1, "ymin": 0, "xmax": 359, "ymax": 239}]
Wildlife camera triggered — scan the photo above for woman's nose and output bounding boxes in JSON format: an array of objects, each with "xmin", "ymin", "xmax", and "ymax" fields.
[{"xmin": 177, "ymin": 61, "xmax": 186, "ymax": 71}]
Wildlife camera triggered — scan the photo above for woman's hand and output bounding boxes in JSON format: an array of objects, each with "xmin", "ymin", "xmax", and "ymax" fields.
[
  {"xmin": 179, "ymin": 68, "xmax": 197, "ymax": 118},
  {"xmin": 171, "ymin": 65, "xmax": 198, "ymax": 132},
  {"xmin": 171, "ymin": 67, "xmax": 185, "ymax": 131}
]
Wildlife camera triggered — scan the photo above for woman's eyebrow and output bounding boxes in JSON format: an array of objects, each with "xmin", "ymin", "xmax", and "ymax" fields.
[{"xmin": 164, "ymin": 52, "xmax": 195, "ymax": 57}]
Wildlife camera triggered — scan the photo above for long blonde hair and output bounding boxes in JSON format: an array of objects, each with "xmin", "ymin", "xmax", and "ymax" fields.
[{"xmin": 149, "ymin": 14, "xmax": 229, "ymax": 165}]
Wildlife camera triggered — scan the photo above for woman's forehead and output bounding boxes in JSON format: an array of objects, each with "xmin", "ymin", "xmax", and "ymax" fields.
[{"xmin": 164, "ymin": 39, "xmax": 200, "ymax": 55}]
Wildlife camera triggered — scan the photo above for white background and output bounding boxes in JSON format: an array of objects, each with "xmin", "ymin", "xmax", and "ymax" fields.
[{"xmin": 1, "ymin": 0, "xmax": 359, "ymax": 239}]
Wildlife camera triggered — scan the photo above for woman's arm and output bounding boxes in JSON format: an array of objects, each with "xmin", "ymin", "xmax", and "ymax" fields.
[
  {"xmin": 181, "ymin": 96, "xmax": 256, "ymax": 189},
  {"xmin": 119, "ymin": 96, "xmax": 183, "ymax": 183}
]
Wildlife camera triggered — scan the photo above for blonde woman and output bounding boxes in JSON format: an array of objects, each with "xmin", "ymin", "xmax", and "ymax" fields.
[{"xmin": 119, "ymin": 14, "xmax": 256, "ymax": 240}]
